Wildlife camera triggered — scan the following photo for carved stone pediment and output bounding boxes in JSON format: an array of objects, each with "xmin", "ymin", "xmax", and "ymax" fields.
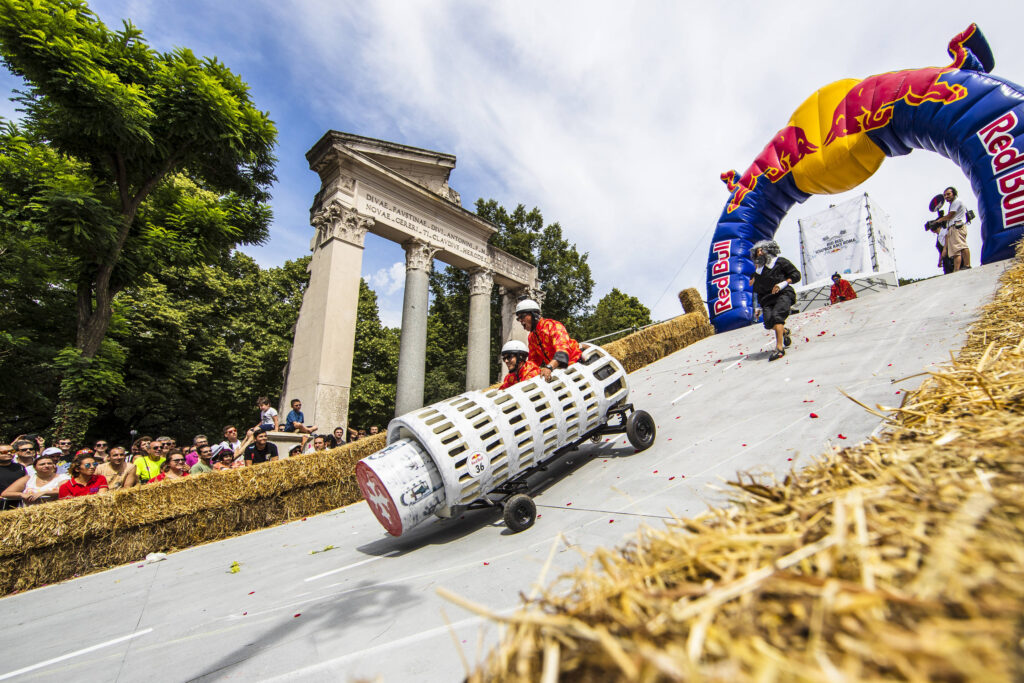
[{"xmin": 311, "ymin": 201, "xmax": 374, "ymax": 249}]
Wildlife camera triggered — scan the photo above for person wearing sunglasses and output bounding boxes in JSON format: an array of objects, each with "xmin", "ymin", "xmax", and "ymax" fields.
[
  {"xmin": 10, "ymin": 439, "xmax": 38, "ymax": 473},
  {"xmin": 498, "ymin": 340, "xmax": 541, "ymax": 389},
  {"xmin": 149, "ymin": 449, "xmax": 189, "ymax": 483},
  {"xmin": 58, "ymin": 454, "xmax": 108, "ymax": 498},
  {"xmin": 135, "ymin": 440, "xmax": 166, "ymax": 484},
  {"xmin": 92, "ymin": 439, "xmax": 110, "ymax": 462},
  {"xmin": 514, "ymin": 298, "xmax": 582, "ymax": 383}
]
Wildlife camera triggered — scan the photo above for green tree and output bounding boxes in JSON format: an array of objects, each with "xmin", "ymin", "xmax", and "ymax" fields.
[
  {"xmin": 348, "ymin": 279, "xmax": 400, "ymax": 430},
  {"xmin": 0, "ymin": 0, "xmax": 276, "ymax": 438},
  {"xmin": 476, "ymin": 200, "xmax": 594, "ymax": 334},
  {"xmin": 582, "ymin": 288, "xmax": 653, "ymax": 341}
]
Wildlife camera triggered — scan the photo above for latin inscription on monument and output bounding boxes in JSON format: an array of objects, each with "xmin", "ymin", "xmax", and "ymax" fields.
[{"xmin": 358, "ymin": 190, "xmax": 532, "ymax": 283}]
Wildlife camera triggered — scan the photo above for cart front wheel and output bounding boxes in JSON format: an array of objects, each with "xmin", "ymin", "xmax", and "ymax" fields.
[
  {"xmin": 503, "ymin": 494, "xmax": 537, "ymax": 532},
  {"xmin": 626, "ymin": 410, "xmax": 656, "ymax": 451}
]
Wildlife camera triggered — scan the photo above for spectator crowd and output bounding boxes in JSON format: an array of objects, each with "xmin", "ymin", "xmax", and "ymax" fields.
[{"xmin": 1, "ymin": 397, "xmax": 382, "ymax": 510}]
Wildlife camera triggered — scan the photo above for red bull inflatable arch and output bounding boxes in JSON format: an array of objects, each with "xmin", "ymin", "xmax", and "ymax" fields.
[{"xmin": 707, "ymin": 24, "xmax": 1024, "ymax": 332}]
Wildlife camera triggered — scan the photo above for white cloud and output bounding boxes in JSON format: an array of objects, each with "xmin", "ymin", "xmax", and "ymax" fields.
[
  {"xmin": 76, "ymin": 2, "xmax": 1023, "ymax": 323},
  {"xmin": 271, "ymin": 2, "xmax": 1021, "ymax": 321},
  {"xmin": 366, "ymin": 261, "xmax": 406, "ymax": 297}
]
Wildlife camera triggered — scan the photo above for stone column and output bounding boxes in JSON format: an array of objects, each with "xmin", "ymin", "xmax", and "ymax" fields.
[
  {"xmin": 280, "ymin": 201, "xmax": 372, "ymax": 434},
  {"xmin": 465, "ymin": 269, "xmax": 494, "ymax": 390},
  {"xmin": 498, "ymin": 286, "xmax": 530, "ymax": 379},
  {"xmin": 395, "ymin": 240, "xmax": 438, "ymax": 416}
]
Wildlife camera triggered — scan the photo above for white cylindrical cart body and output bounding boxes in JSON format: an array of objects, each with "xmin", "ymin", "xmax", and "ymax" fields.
[{"xmin": 357, "ymin": 345, "xmax": 629, "ymax": 536}]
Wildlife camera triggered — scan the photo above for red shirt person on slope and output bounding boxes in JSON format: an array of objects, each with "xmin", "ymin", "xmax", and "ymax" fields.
[
  {"xmin": 829, "ymin": 272, "xmax": 857, "ymax": 304},
  {"xmin": 515, "ymin": 299, "xmax": 582, "ymax": 382},
  {"xmin": 499, "ymin": 340, "xmax": 542, "ymax": 389}
]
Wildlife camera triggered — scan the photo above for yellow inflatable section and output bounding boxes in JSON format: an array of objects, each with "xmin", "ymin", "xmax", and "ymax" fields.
[{"xmin": 788, "ymin": 78, "xmax": 886, "ymax": 195}]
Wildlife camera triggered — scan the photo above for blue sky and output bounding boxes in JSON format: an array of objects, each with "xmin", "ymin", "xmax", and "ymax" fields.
[{"xmin": 2, "ymin": 2, "xmax": 1022, "ymax": 326}]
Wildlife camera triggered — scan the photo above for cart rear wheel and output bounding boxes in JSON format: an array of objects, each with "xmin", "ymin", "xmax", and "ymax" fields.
[
  {"xmin": 589, "ymin": 432, "xmax": 602, "ymax": 443},
  {"xmin": 503, "ymin": 494, "xmax": 537, "ymax": 532},
  {"xmin": 626, "ymin": 410, "xmax": 656, "ymax": 451}
]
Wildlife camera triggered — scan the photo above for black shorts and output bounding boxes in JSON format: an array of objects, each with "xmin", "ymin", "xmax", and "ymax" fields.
[{"xmin": 762, "ymin": 290, "xmax": 795, "ymax": 329}]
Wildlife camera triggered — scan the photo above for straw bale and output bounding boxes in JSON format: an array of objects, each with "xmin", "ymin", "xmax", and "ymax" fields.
[
  {"xmin": 604, "ymin": 311, "xmax": 714, "ymax": 374},
  {"xmin": 468, "ymin": 250, "xmax": 1024, "ymax": 681},
  {"xmin": 0, "ymin": 433, "xmax": 386, "ymax": 595},
  {"xmin": 677, "ymin": 287, "xmax": 707, "ymax": 317}
]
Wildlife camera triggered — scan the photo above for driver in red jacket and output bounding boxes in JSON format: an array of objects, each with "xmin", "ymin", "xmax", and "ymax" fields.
[
  {"xmin": 515, "ymin": 299, "xmax": 582, "ymax": 382},
  {"xmin": 499, "ymin": 340, "xmax": 541, "ymax": 389},
  {"xmin": 829, "ymin": 272, "xmax": 857, "ymax": 304}
]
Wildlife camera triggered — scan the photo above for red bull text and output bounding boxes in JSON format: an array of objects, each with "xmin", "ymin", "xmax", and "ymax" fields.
[
  {"xmin": 711, "ymin": 240, "xmax": 732, "ymax": 314},
  {"xmin": 979, "ymin": 111, "xmax": 1024, "ymax": 228},
  {"xmin": 722, "ymin": 126, "xmax": 817, "ymax": 213}
]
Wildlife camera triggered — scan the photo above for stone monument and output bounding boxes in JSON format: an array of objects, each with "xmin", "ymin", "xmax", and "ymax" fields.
[{"xmin": 281, "ymin": 132, "xmax": 540, "ymax": 434}]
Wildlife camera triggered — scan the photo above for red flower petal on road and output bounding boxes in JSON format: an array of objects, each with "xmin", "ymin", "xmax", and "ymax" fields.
[
  {"xmin": 294, "ymin": 613, "xmax": 301, "ymax": 618},
  {"xmin": 483, "ymin": 562, "xmax": 490, "ymax": 566},
  {"xmin": 566, "ymin": 502, "xmax": 572, "ymax": 506},
  {"xmin": 809, "ymin": 413, "xmax": 819, "ymax": 418},
  {"xmin": 248, "ymin": 591, "xmax": 255, "ymax": 595},
  {"xmin": 653, "ymin": 470, "xmax": 658, "ymax": 474},
  {"xmin": 838, "ymin": 434, "xmax": 847, "ymax": 439},
  {"xmin": 742, "ymin": 444, "xmax": 747, "ymax": 447},
  {"xmin": 808, "ymin": 379, "xmax": 814, "ymax": 383},
  {"xmin": 609, "ymin": 520, "xmax": 614, "ymax": 524},
  {"xmin": 895, "ymin": 391, "xmax": 901, "ymax": 395},
  {"xmin": 804, "ymin": 337, "xmax": 810, "ymax": 342},
  {"xmin": 788, "ymin": 457, "xmax": 793, "ymax": 461},
  {"xmin": 242, "ymin": 612, "xmax": 247, "ymax": 615},
  {"xmin": 669, "ymin": 476, "xmax": 676, "ymax": 480}
]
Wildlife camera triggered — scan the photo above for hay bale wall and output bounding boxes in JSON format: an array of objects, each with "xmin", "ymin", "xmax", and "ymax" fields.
[
  {"xmin": 604, "ymin": 308, "xmax": 714, "ymax": 373},
  {"xmin": 0, "ymin": 290, "xmax": 714, "ymax": 595},
  {"xmin": 467, "ymin": 256, "xmax": 1024, "ymax": 681},
  {"xmin": 0, "ymin": 434, "xmax": 385, "ymax": 595}
]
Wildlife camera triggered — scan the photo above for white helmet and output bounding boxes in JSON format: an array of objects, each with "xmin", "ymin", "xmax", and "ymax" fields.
[
  {"xmin": 501, "ymin": 340, "xmax": 528, "ymax": 357},
  {"xmin": 515, "ymin": 298, "xmax": 541, "ymax": 316}
]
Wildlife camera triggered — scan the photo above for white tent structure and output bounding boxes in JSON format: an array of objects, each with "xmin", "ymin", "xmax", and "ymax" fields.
[{"xmin": 794, "ymin": 193, "xmax": 899, "ymax": 312}]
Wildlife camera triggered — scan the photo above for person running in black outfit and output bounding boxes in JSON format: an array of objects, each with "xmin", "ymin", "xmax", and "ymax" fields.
[{"xmin": 749, "ymin": 239, "xmax": 801, "ymax": 361}]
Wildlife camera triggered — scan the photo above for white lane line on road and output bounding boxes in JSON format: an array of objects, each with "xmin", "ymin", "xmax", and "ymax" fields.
[
  {"xmin": 0, "ymin": 628, "xmax": 153, "ymax": 681},
  {"xmin": 721, "ymin": 360, "xmax": 741, "ymax": 372},
  {"xmin": 670, "ymin": 384, "xmax": 702, "ymax": 405},
  {"xmin": 261, "ymin": 609, "xmax": 516, "ymax": 681},
  {"xmin": 305, "ymin": 551, "xmax": 400, "ymax": 582}
]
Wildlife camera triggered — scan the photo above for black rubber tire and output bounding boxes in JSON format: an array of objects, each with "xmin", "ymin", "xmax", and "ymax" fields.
[
  {"xmin": 626, "ymin": 410, "xmax": 656, "ymax": 451},
  {"xmin": 503, "ymin": 494, "xmax": 537, "ymax": 532},
  {"xmin": 589, "ymin": 432, "xmax": 602, "ymax": 443}
]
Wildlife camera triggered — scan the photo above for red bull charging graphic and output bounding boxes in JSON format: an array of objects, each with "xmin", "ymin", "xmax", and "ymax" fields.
[{"xmin": 707, "ymin": 23, "xmax": 1024, "ymax": 332}]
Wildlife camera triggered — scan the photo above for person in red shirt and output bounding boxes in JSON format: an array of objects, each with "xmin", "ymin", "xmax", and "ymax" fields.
[
  {"xmin": 499, "ymin": 340, "xmax": 541, "ymax": 389},
  {"xmin": 150, "ymin": 450, "xmax": 190, "ymax": 483},
  {"xmin": 58, "ymin": 454, "xmax": 108, "ymax": 498},
  {"xmin": 515, "ymin": 299, "xmax": 582, "ymax": 382},
  {"xmin": 829, "ymin": 273, "xmax": 857, "ymax": 304}
]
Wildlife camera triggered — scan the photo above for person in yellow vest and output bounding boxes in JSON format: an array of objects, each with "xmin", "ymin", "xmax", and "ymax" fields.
[{"xmin": 134, "ymin": 439, "xmax": 166, "ymax": 484}]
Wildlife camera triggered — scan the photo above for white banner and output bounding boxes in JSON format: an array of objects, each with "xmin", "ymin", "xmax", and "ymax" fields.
[{"xmin": 799, "ymin": 195, "xmax": 875, "ymax": 286}]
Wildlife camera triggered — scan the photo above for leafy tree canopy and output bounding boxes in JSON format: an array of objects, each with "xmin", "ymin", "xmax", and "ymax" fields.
[
  {"xmin": 582, "ymin": 288, "xmax": 653, "ymax": 341},
  {"xmin": 0, "ymin": 0, "xmax": 277, "ymax": 438}
]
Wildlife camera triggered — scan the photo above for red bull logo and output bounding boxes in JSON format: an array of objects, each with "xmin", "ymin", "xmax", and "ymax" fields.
[
  {"xmin": 721, "ymin": 126, "xmax": 818, "ymax": 213},
  {"xmin": 823, "ymin": 67, "xmax": 967, "ymax": 145},
  {"xmin": 710, "ymin": 240, "xmax": 732, "ymax": 314},
  {"xmin": 979, "ymin": 111, "xmax": 1024, "ymax": 229}
]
